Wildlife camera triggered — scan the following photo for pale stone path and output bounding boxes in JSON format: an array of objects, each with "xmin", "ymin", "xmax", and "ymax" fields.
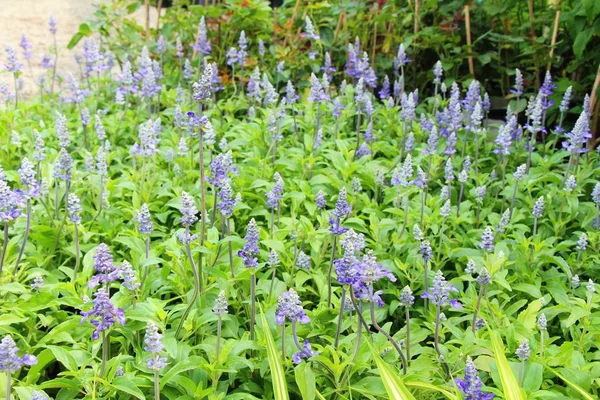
[{"xmin": 0, "ymin": 0, "xmax": 160, "ymax": 99}]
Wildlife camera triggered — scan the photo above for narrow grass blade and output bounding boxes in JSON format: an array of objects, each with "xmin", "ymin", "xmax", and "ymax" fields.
[
  {"xmin": 404, "ymin": 381, "xmax": 458, "ymax": 400},
  {"xmin": 545, "ymin": 366, "xmax": 595, "ymax": 400},
  {"xmin": 490, "ymin": 331, "xmax": 526, "ymax": 400},
  {"xmin": 259, "ymin": 308, "xmax": 290, "ymax": 400},
  {"xmin": 367, "ymin": 341, "xmax": 416, "ymax": 400}
]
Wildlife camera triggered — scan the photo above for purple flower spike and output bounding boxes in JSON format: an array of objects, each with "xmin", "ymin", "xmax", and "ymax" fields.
[
  {"xmin": 80, "ymin": 288, "xmax": 125, "ymax": 340},
  {"xmin": 455, "ymin": 357, "xmax": 495, "ymax": 400},
  {"xmin": 275, "ymin": 288, "xmax": 310, "ymax": 325},
  {"xmin": 422, "ymin": 270, "xmax": 462, "ymax": 309},
  {"xmin": 238, "ymin": 218, "xmax": 260, "ymax": 269},
  {"xmin": 0, "ymin": 335, "xmax": 37, "ymax": 371}
]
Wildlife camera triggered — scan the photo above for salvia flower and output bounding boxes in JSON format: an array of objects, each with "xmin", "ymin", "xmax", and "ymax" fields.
[
  {"xmin": 433, "ymin": 61, "xmax": 443, "ymax": 84},
  {"xmin": 420, "ymin": 240, "xmax": 433, "ymax": 262},
  {"xmin": 587, "ymin": 279, "xmax": 596, "ymax": 293},
  {"xmin": 275, "ymin": 288, "xmax": 310, "ymax": 325},
  {"xmin": 53, "ymin": 148, "xmax": 73, "ymax": 181},
  {"xmin": 80, "ymin": 288, "xmax": 125, "ymax": 340},
  {"xmin": 475, "ymin": 186, "xmax": 486, "ymax": 203},
  {"xmin": 455, "ymin": 357, "xmax": 495, "ymax": 400},
  {"xmin": 465, "ymin": 259, "xmax": 477, "ymax": 274},
  {"xmin": 532, "ymin": 196, "xmax": 544, "ymax": 218},
  {"xmin": 440, "ymin": 199, "xmax": 451, "ymax": 218},
  {"xmin": 564, "ymin": 175, "xmax": 577, "ymax": 192},
  {"xmin": 88, "ymin": 243, "xmax": 121, "ymax": 288},
  {"xmin": 477, "ymin": 227, "xmax": 495, "ymax": 252},
  {"xmin": 120, "ymin": 261, "xmax": 140, "ymax": 291},
  {"xmin": 537, "ymin": 313, "xmax": 547, "ymax": 330},
  {"xmin": 476, "ymin": 267, "xmax": 491, "ymax": 286},
  {"xmin": 296, "ymin": 251, "xmax": 311, "ymax": 270},
  {"xmin": 293, "ymin": 339, "xmax": 319, "ymax": 364},
  {"xmin": 144, "ymin": 321, "xmax": 167, "ymax": 370},
  {"xmin": 0, "ymin": 335, "xmax": 37, "ymax": 372},
  {"xmin": 576, "ymin": 233, "xmax": 588, "ymax": 251},
  {"xmin": 315, "ymin": 190, "xmax": 326, "ymax": 209},
  {"xmin": 285, "ymin": 80, "xmax": 299, "ymax": 105},
  {"xmin": 513, "ymin": 164, "xmax": 527, "ymax": 182},
  {"xmin": 516, "ymin": 340, "xmax": 530, "ymax": 361},
  {"xmin": 19, "ymin": 157, "xmax": 39, "ymax": 199},
  {"xmin": 193, "ymin": 16, "xmax": 211, "ymax": 55},
  {"xmin": 213, "ymin": 291, "xmax": 229, "ymax": 315},
  {"xmin": 563, "ymin": 110, "xmax": 592, "ymax": 154},
  {"xmin": 267, "ymin": 249, "xmax": 280, "ymax": 269},
  {"xmin": 31, "ymin": 275, "xmax": 44, "ymax": 291},
  {"xmin": 55, "ymin": 112, "xmax": 70, "ymax": 148},
  {"xmin": 67, "ymin": 193, "xmax": 82, "ymax": 224},
  {"xmin": 399, "ymin": 286, "xmax": 415, "ymax": 307},
  {"xmin": 511, "ymin": 68, "xmax": 523, "ymax": 97},
  {"xmin": 192, "ymin": 63, "xmax": 214, "ymax": 102},
  {"xmin": 413, "ymin": 224, "xmax": 424, "ymax": 241},
  {"xmin": 179, "ymin": 191, "xmax": 198, "ymax": 227},
  {"xmin": 217, "ymin": 180, "xmax": 236, "ymax": 217},
  {"xmin": 331, "ymin": 188, "xmax": 351, "ymax": 218},
  {"xmin": 4, "ymin": 46, "xmax": 23, "ymax": 73},
  {"xmin": 208, "ymin": 150, "xmax": 238, "ymax": 188},
  {"xmin": 31, "ymin": 391, "xmax": 50, "ymax": 400},
  {"xmin": 137, "ymin": 203, "xmax": 154, "ymax": 235},
  {"xmin": 422, "ymin": 270, "xmax": 462, "ymax": 308},
  {"xmin": 238, "ymin": 218, "xmax": 259, "ymax": 269},
  {"xmin": 572, "ymin": 274, "xmax": 580, "ymax": 288}
]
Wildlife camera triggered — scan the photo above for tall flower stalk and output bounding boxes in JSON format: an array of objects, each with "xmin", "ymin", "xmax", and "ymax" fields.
[
  {"xmin": 471, "ymin": 267, "xmax": 491, "ymax": 332},
  {"xmin": 0, "ymin": 335, "xmax": 37, "ymax": 399},
  {"xmin": 213, "ymin": 291, "xmax": 228, "ymax": 362},
  {"xmin": 67, "ymin": 193, "xmax": 82, "ymax": 280},
  {"xmin": 175, "ymin": 191, "xmax": 200, "ymax": 337},
  {"xmin": 327, "ymin": 188, "xmax": 351, "ymax": 308},
  {"xmin": 399, "ymin": 286, "xmax": 414, "ymax": 361},
  {"xmin": 422, "ymin": 270, "xmax": 462, "ymax": 378},
  {"xmin": 238, "ymin": 218, "xmax": 259, "ymax": 341},
  {"xmin": 14, "ymin": 158, "xmax": 39, "ymax": 276},
  {"xmin": 191, "ymin": 63, "xmax": 214, "ymax": 294},
  {"xmin": 144, "ymin": 321, "xmax": 167, "ymax": 399}
]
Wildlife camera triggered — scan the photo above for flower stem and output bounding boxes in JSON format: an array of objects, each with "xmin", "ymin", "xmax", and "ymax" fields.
[
  {"xmin": 198, "ymin": 104, "xmax": 206, "ymax": 294},
  {"xmin": 101, "ymin": 331, "xmax": 108, "ymax": 376},
  {"xmin": 216, "ymin": 316, "xmax": 222, "ymax": 363},
  {"xmin": 327, "ymin": 235, "xmax": 338, "ymax": 308},
  {"xmin": 424, "ymin": 259, "xmax": 429, "ymax": 313},
  {"xmin": 0, "ymin": 222, "xmax": 9, "ymax": 277},
  {"xmin": 434, "ymin": 304, "xmax": 450, "ymax": 379},
  {"xmin": 471, "ymin": 286, "xmax": 485, "ymax": 333},
  {"xmin": 226, "ymin": 219, "xmax": 234, "ymax": 277},
  {"xmin": 281, "ymin": 323, "xmax": 286, "ymax": 358},
  {"xmin": 369, "ymin": 301, "xmax": 407, "ymax": 374},
  {"xmin": 73, "ymin": 224, "xmax": 81, "ymax": 281},
  {"xmin": 250, "ymin": 273, "xmax": 256, "ymax": 341},
  {"xmin": 5, "ymin": 370, "xmax": 11, "ymax": 400},
  {"xmin": 13, "ymin": 199, "xmax": 31, "ymax": 276},
  {"xmin": 153, "ymin": 369, "xmax": 160, "ymax": 400},
  {"xmin": 175, "ymin": 229, "xmax": 200, "ymax": 338},
  {"xmin": 540, "ymin": 330, "xmax": 545, "ymax": 357},
  {"xmin": 352, "ymin": 301, "xmax": 363, "ymax": 363},
  {"xmin": 405, "ymin": 308, "xmax": 411, "ymax": 361},
  {"xmin": 334, "ymin": 286, "xmax": 346, "ymax": 348}
]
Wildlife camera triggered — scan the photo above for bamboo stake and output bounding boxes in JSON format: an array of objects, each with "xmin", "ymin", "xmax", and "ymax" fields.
[
  {"xmin": 371, "ymin": 4, "xmax": 379, "ymax": 66},
  {"xmin": 145, "ymin": 0, "xmax": 150, "ymax": 40},
  {"xmin": 464, "ymin": 4, "xmax": 475, "ymax": 76},
  {"xmin": 334, "ymin": 9, "xmax": 345, "ymax": 44},
  {"xmin": 589, "ymin": 63, "xmax": 600, "ymax": 148},
  {"xmin": 547, "ymin": 10, "xmax": 561, "ymax": 70},
  {"xmin": 156, "ymin": 0, "xmax": 163, "ymax": 33},
  {"xmin": 527, "ymin": 0, "xmax": 541, "ymax": 88},
  {"xmin": 414, "ymin": 0, "xmax": 420, "ymax": 35}
]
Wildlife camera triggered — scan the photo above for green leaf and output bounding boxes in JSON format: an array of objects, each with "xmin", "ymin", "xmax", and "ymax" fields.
[
  {"xmin": 404, "ymin": 381, "xmax": 458, "ymax": 399},
  {"xmin": 545, "ymin": 366, "xmax": 595, "ymax": 400},
  {"xmin": 573, "ymin": 29, "xmax": 592, "ymax": 59},
  {"xmin": 367, "ymin": 342, "xmax": 415, "ymax": 400},
  {"xmin": 47, "ymin": 345, "xmax": 78, "ymax": 372},
  {"xmin": 489, "ymin": 331, "xmax": 526, "ymax": 400},
  {"xmin": 294, "ymin": 362, "xmax": 316, "ymax": 400},
  {"xmin": 259, "ymin": 308, "xmax": 289, "ymax": 400},
  {"xmin": 111, "ymin": 377, "xmax": 146, "ymax": 399}
]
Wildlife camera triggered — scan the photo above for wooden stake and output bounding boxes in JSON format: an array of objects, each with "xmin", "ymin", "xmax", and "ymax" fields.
[
  {"xmin": 371, "ymin": 4, "xmax": 379, "ymax": 66},
  {"xmin": 156, "ymin": 0, "xmax": 163, "ymax": 33},
  {"xmin": 464, "ymin": 4, "xmax": 474, "ymax": 76},
  {"xmin": 145, "ymin": 0, "xmax": 150, "ymax": 40},
  {"xmin": 414, "ymin": 0, "xmax": 420, "ymax": 35},
  {"xmin": 590, "ymin": 63, "xmax": 600, "ymax": 149},
  {"xmin": 547, "ymin": 10, "xmax": 561, "ymax": 70},
  {"xmin": 527, "ymin": 0, "xmax": 541, "ymax": 88}
]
